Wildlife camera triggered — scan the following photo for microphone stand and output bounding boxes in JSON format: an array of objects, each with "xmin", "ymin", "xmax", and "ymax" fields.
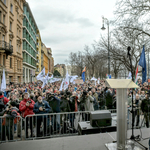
[
  {"xmin": 127, "ymin": 46, "xmax": 134, "ymax": 139},
  {"xmin": 127, "ymin": 46, "xmax": 147, "ymax": 150}
]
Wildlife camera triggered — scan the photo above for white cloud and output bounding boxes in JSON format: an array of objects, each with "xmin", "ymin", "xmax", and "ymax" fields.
[{"xmin": 26, "ymin": 0, "xmax": 117, "ymax": 65}]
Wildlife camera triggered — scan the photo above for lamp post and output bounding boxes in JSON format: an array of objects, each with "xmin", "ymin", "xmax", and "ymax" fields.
[{"xmin": 101, "ymin": 16, "xmax": 110, "ymax": 75}]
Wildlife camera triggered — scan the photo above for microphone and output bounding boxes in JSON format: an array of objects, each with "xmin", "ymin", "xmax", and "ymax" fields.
[{"xmin": 127, "ymin": 46, "xmax": 131, "ymax": 58}]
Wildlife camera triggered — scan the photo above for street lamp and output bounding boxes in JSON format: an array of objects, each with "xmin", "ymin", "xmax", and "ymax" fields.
[{"xmin": 101, "ymin": 16, "xmax": 110, "ymax": 75}]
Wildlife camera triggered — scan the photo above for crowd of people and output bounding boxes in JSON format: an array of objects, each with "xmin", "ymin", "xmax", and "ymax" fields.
[{"xmin": 0, "ymin": 78, "xmax": 149, "ymax": 141}]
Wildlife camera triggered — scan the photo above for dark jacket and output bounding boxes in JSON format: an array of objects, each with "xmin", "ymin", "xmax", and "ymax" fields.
[
  {"xmin": 48, "ymin": 96, "xmax": 61, "ymax": 113},
  {"xmin": 33, "ymin": 100, "xmax": 51, "ymax": 115},
  {"xmin": 69, "ymin": 96, "xmax": 79, "ymax": 112},
  {"xmin": 60, "ymin": 97, "xmax": 71, "ymax": 112}
]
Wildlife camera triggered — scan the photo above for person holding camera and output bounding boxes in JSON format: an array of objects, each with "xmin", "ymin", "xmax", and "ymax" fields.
[
  {"xmin": 1, "ymin": 101, "xmax": 20, "ymax": 141},
  {"xmin": 33, "ymin": 95, "xmax": 51, "ymax": 137},
  {"xmin": 19, "ymin": 92, "xmax": 35, "ymax": 138},
  {"xmin": 141, "ymin": 92, "xmax": 150, "ymax": 128},
  {"xmin": 47, "ymin": 92, "xmax": 61, "ymax": 132}
]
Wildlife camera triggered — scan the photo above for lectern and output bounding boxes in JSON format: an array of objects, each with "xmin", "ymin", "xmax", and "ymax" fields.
[{"xmin": 105, "ymin": 79, "xmax": 141, "ymax": 150}]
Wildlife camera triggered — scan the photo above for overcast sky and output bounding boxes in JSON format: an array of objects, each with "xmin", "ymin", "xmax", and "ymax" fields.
[{"xmin": 26, "ymin": 0, "xmax": 117, "ymax": 65}]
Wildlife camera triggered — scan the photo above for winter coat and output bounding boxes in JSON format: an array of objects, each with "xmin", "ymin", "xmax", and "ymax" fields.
[
  {"xmin": 60, "ymin": 97, "xmax": 71, "ymax": 112},
  {"xmin": 69, "ymin": 96, "xmax": 79, "ymax": 112},
  {"xmin": 84, "ymin": 95, "xmax": 94, "ymax": 111},
  {"xmin": 33, "ymin": 100, "xmax": 51, "ymax": 114},
  {"xmin": 48, "ymin": 96, "xmax": 61, "ymax": 113},
  {"xmin": 0, "ymin": 95, "xmax": 9, "ymax": 105},
  {"xmin": 93, "ymin": 93, "xmax": 98, "ymax": 102},
  {"xmin": 19, "ymin": 98, "xmax": 35, "ymax": 118}
]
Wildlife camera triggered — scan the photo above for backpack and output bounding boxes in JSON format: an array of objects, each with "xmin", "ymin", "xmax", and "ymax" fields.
[{"xmin": 2, "ymin": 108, "xmax": 20, "ymax": 125}]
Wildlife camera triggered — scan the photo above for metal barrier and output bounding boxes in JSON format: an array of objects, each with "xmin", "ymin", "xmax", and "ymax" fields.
[
  {"xmin": 24, "ymin": 111, "xmax": 92, "ymax": 140},
  {"xmin": 3, "ymin": 109, "xmax": 146, "ymax": 142},
  {"xmin": 0, "ymin": 116, "xmax": 22, "ymax": 143}
]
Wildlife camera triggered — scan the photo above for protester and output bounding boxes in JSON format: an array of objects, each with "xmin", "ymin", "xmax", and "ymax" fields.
[
  {"xmin": 33, "ymin": 94, "xmax": 51, "ymax": 137},
  {"xmin": 19, "ymin": 92, "xmax": 35, "ymax": 138}
]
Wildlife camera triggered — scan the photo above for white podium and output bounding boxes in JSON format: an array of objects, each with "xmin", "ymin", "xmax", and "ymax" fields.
[{"xmin": 105, "ymin": 79, "xmax": 143, "ymax": 150}]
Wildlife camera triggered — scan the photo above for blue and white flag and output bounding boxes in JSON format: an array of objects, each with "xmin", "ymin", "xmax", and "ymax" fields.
[{"xmin": 139, "ymin": 45, "xmax": 147, "ymax": 84}]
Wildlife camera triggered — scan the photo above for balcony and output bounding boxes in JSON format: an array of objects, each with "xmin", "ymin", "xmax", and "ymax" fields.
[
  {"xmin": 36, "ymin": 60, "xmax": 39, "ymax": 66},
  {"xmin": 0, "ymin": 41, "xmax": 13, "ymax": 58},
  {"xmin": 36, "ymin": 53, "xmax": 39, "ymax": 58}
]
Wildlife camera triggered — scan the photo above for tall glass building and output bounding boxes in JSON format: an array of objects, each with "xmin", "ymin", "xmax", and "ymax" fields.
[{"xmin": 22, "ymin": 2, "xmax": 37, "ymax": 82}]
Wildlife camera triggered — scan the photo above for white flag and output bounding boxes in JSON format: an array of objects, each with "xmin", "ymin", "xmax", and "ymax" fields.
[
  {"xmin": 45, "ymin": 72, "xmax": 49, "ymax": 84},
  {"xmin": 1, "ymin": 69, "xmax": 6, "ymax": 92},
  {"xmin": 36, "ymin": 67, "xmax": 45, "ymax": 81},
  {"xmin": 59, "ymin": 79, "xmax": 64, "ymax": 91},
  {"xmin": 70, "ymin": 75, "xmax": 78, "ymax": 83},
  {"xmin": 91, "ymin": 77, "xmax": 97, "ymax": 81},
  {"xmin": 64, "ymin": 71, "xmax": 69, "ymax": 90},
  {"xmin": 127, "ymin": 72, "xmax": 132, "ymax": 79},
  {"xmin": 98, "ymin": 77, "xmax": 100, "ymax": 84}
]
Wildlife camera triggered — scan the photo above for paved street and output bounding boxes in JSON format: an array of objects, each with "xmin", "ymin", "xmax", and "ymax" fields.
[{"xmin": 1, "ymin": 128, "xmax": 150, "ymax": 150}]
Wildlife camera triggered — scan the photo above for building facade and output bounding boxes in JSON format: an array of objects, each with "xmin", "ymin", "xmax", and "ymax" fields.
[
  {"xmin": 0, "ymin": 0, "xmax": 24, "ymax": 84},
  {"xmin": 35, "ymin": 29, "xmax": 42, "ymax": 76},
  {"xmin": 41, "ymin": 43, "xmax": 49, "ymax": 74},
  {"xmin": 22, "ymin": 2, "xmax": 37, "ymax": 83},
  {"xmin": 54, "ymin": 64, "xmax": 66, "ymax": 77},
  {"xmin": 47, "ymin": 48, "xmax": 54, "ymax": 74}
]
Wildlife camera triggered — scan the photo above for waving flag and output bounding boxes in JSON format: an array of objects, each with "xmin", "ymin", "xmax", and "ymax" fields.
[
  {"xmin": 59, "ymin": 79, "xmax": 64, "ymax": 91},
  {"xmin": 1, "ymin": 69, "xmax": 6, "ymax": 92},
  {"xmin": 98, "ymin": 77, "xmax": 100, "ymax": 84},
  {"xmin": 127, "ymin": 72, "xmax": 132, "ymax": 79},
  {"xmin": 64, "ymin": 71, "xmax": 69, "ymax": 90},
  {"xmin": 70, "ymin": 75, "xmax": 78, "ymax": 83},
  {"xmin": 135, "ymin": 66, "xmax": 139, "ymax": 84},
  {"xmin": 139, "ymin": 45, "xmax": 147, "ymax": 84},
  {"xmin": 36, "ymin": 67, "xmax": 45, "ymax": 81},
  {"xmin": 91, "ymin": 77, "xmax": 97, "ymax": 86},
  {"xmin": 82, "ymin": 67, "xmax": 86, "ymax": 82}
]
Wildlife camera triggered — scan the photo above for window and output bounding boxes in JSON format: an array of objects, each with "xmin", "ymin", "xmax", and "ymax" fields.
[
  {"xmin": 19, "ymin": 45, "xmax": 20, "ymax": 52},
  {"xmin": 3, "ymin": 15, "xmax": 5, "ymax": 24},
  {"xmin": 9, "ymin": 76, "xmax": 12, "ymax": 82},
  {"xmin": 3, "ymin": 55, "xmax": 5, "ymax": 66},
  {"xmin": 10, "ymin": 21, "xmax": 12, "ymax": 31},
  {"xmin": 9, "ymin": 40, "xmax": 12, "ymax": 47},
  {"xmin": 2, "ymin": 35, "xmax": 5, "ymax": 48},
  {"xmin": 17, "ymin": 60, "xmax": 19, "ymax": 69},
  {"xmin": 10, "ymin": 4, "xmax": 13, "ymax": 13},
  {"xmin": 0, "ymin": 11, "xmax": 1, "ymax": 22},
  {"xmin": 10, "ymin": 57, "xmax": 12, "ymax": 68},
  {"xmin": 17, "ymin": 44, "xmax": 18, "ymax": 51}
]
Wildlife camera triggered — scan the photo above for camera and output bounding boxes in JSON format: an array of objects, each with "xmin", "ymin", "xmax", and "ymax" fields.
[
  {"xmin": 88, "ymin": 87, "xmax": 92, "ymax": 91},
  {"xmin": 42, "ymin": 102, "xmax": 46, "ymax": 111},
  {"xmin": 27, "ymin": 100, "xmax": 32, "ymax": 104}
]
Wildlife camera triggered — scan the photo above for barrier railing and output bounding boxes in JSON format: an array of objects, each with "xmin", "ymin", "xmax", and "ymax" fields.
[
  {"xmin": 0, "ymin": 116, "xmax": 22, "ymax": 143},
  {"xmin": 2, "ymin": 109, "xmax": 145, "ymax": 143},
  {"xmin": 24, "ymin": 111, "xmax": 92, "ymax": 140}
]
